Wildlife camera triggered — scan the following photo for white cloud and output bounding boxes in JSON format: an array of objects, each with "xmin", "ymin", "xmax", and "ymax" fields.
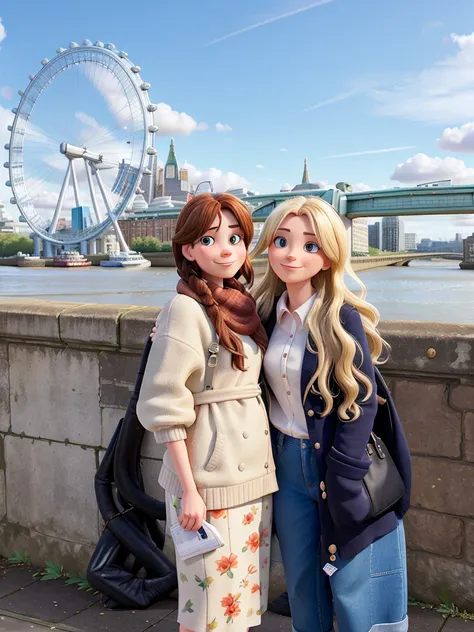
[
  {"xmin": 437, "ymin": 122, "xmax": 474, "ymax": 153},
  {"xmin": 154, "ymin": 103, "xmax": 208, "ymax": 136},
  {"xmin": 280, "ymin": 148, "xmax": 288, "ymax": 152},
  {"xmin": 390, "ymin": 152, "xmax": 474, "ymax": 184},
  {"xmin": 183, "ymin": 162, "xmax": 249, "ymax": 193},
  {"xmin": 255, "ymin": 164, "xmax": 264, "ymax": 169},
  {"xmin": 373, "ymin": 32, "xmax": 474, "ymax": 124},
  {"xmin": 351, "ymin": 182, "xmax": 373, "ymax": 192},
  {"xmin": 207, "ymin": 0, "xmax": 333, "ymax": 45},
  {"xmin": 322, "ymin": 146, "xmax": 415, "ymax": 159},
  {"xmin": 304, "ymin": 90, "xmax": 357, "ymax": 112},
  {"xmin": 1, "ymin": 86, "xmax": 13, "ymax": 100},
  {"xmin": 216, "ymin": 122, "xmax": 232, "ymax": 132},
  {"xmin": 0, "ymin": 17, "xmax": 6, "ymax": 44}
]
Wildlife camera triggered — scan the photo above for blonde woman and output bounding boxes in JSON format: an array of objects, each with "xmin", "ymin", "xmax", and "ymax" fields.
[{"xmin": 252, "ymin": 197, "xmax": 411, "ymax": 632}]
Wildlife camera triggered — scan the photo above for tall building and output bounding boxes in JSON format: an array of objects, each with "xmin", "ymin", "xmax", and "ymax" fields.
[
  {"xmin": 156, "ymin": 138, "xmax": 193, "ymax": 202},
  {"xmin": 455, "ymin": 233, "xmax": 463, "ymax": 242},
  {"xmin": 352, "ymin": 218, "xmax": 369, "ymax": 255},
  {"xmin": 0, "ymin": 201, "xmax": 15, "ymax": 233},
  {"xmin": 302, "ymin": 157, "xmax": 310, "ymax": 184},
  {"xmin": 71, "ymin": 206, "xmax": 93, "ymax": 231},
  {"xmin": 405, "ymin": 233, "xmax": 417, "ymax": 251},
  {"xmin": 382, "ymin": 216, "xmax": 405, "ymax": 252},
  {"xmin": 368, "ymin": 222, "xmax": 381, "ymax": 249}
]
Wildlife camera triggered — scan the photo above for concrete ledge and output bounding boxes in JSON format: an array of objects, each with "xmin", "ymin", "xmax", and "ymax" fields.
[
  {"xmin": 59, "ymin": 304, "xmax": 138, "ymax": 348},
  {"xmin": 0, "ymin": 301, "xmax": 78, "ymax": 343},
  {"xmin": 119, "ymin": 306, "xmax": 161, "ymax": 350}
]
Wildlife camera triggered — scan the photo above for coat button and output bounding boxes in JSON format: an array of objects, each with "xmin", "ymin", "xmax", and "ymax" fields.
[
  {"xmin": 242, "ymin": 431, "xmax": 249, "ymax": 439},
  {"xmin": 328, "ymin": 544, "xmax": 337, "ymax": 555},
  {"xmin": 307, "ymin": 410, "xmax": 314, "ymax": 417},
  {"xmin": 238, "ymin": 463, "xmax": 246, "ymax": 471},
  {"xmin": 314, "ymin": 442, "xmax": 321, "ymax": 450},
  {"xmin": 322, "ymin": 492, "xmax": 327, "ymax": 500},
  {"xmin": 330, "ymin": 555, "xmax": 337, "ymax": 562},
  {"xmin": 320, "ymin": 481, "xmax": 326, "ymax": 492},
  {"xmin": 264, "ymin": 462, "xmax": 269, "ymax": 468},
  {"xmin": 265, "ymin": 429, "xmax": 269, "ymax": 435}
]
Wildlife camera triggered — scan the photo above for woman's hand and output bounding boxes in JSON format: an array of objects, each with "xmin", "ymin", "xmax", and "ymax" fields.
[
  {"xmin": 179, "ymin": 489, "xmax": 207, "ymax": 531},
  {"xmin": 150, "ymin": 325, "xmax": 157, "ymax": 341}
]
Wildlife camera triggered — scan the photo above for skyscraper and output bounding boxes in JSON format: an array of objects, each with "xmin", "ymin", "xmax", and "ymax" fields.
[
  {"xmin": 382, "ymin": 217, "xmax": 405, "ymax": 252},
  {"xmin": 156, "ymin": 138, "xmax": 193, "ymax": 202},
  {"xmin": 302, "ymin": 157, "xmax": 310, "ymax": 184},
  {"xmin": 368, "ymin": 222, "xmax": 382, "ymax": 249},
  {"xmin": 404, "ymin": 233, "xmax": 417, "ymax": 251}
]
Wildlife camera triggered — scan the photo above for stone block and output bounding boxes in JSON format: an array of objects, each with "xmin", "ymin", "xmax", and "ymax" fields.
[
  {"xmin": 0, "ymin": 521, "xmax": 95, "ymax": 574},
  {"xmin": 0, "ymin": 343, "xmax": 9, "ymax": 432},
  {"xmin": 99, "ymin": 351, "xmax": 141, "ymax": 384},
  {"xmin": 407, "ymin": 549, "xmax": 474, "ymax": 612},
  {"xmin": 119, "ymin": 307, "xmax": 161, "ymax": 350},
  {"xmin": 9, "ymin": 344, "xmax": 101, "ymax": 445},
  {"xmin": 100, "ymin": 382, "xmax": 133, "ymax": 409},
  {"xmin": 0, "ymin": 436, "xmax": 5, "ymax": 521},
  {"xmin": 141, "ymin": 430, "xmax": 166, "ymax": 460},
  {"xmin": 404, "ymin": 508, "xmax": 463, "ymax": 558},
  {"xmin": 451, "ymin": 384, "xmax": 474, "ymax": 412},
  {"xmin": 141, "ymin": 457, "xmax": 165, "ymax": 503},
  {"xmin": 379, "ymin": 321, "xmax": 474, "ymax": 377},
  {"xmin": 0, "ymin": 300, "xmax": 77, "ymax": 342},
  {"xmin": 411, "ymin": 456, "xmax": 474, "ymax": 518},
  {"xmin": 464, "ymin": 412, "xmax": 474, "ymax": 462},
  {"xmin": 5, "ymin": 436, "xmax": 99, "ymax": 543},
  {"xmin": 101, "ymin": 407, "xmax": 126, "ymax": 447},
  {"xmin": 394, "ymin": 380, "xmax": 462, "ymax": 458},
  {"xmin": 466, "ymin": 520, "xmax": 474, "ymax": 565},
  {"xmin": 5, "ymin": 436, "xmax": 97, "ymax": 544},
  {"xmin": 60, "ymin": 304, "xmax": 138, "ymax": 348}
]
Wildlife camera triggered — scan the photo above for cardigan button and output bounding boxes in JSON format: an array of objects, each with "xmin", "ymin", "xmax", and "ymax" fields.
[
  {"xmin": 264, "ymin": 462, "xmax": 269, "ymax": 469},
  {"xmin": 328, "ymin": 544, "xmax": 337, "ymax": 555},
  {"xmin": 242, "ymin": 431, "xmax": 249, "ymax": 439},
  {"xmin": 320, "ymin": 481, "xmax": 326, "ymax": 492},
  {"xmin": 330, "ymin": 555, "xmax": 337, "ymax": 562},
  {"xmin": 265, "ymin": 429, "xmax": 269, "ymax": 435},
  {"xmin": 307, "ymin": 410, "xmax": 314, "ymax": 417},
  {"xmin": 322, "ymin": 492, "xmax": 327, "ymax": 500},
  {"xmin": 238, "ymin": 463, "xmax": 246, "ymax": 471},
  {"xmin": 314, "ymin": 442, "xmax": 321, "ymax": 450}
]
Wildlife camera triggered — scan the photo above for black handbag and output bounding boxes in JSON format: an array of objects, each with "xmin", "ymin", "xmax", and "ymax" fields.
[{"xmin": 363, "ymin": 431, "xmax": 405, "ymax": 519}]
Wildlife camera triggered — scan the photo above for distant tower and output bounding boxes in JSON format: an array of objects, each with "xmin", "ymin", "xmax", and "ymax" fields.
[
  {"xmin": 157, "ymin": 138, "xmax": 193, "ymax": 202},
  {"xmin": 165, "ymin": 137, "xmax": 178, "ymax": 180},
  {"xmin": 302, "ymin": 157, "xmax": 310, "ymax": 184}
]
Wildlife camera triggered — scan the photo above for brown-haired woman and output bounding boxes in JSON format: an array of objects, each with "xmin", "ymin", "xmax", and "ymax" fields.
[{"xmin": 137, "ymin": 193, "xmax": 278, "ymax": 632}]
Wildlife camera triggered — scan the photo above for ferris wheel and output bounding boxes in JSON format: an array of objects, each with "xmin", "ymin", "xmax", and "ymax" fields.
[{"xmin": 4, "ymin": 41, "xmax": 158, "ymax": 252}]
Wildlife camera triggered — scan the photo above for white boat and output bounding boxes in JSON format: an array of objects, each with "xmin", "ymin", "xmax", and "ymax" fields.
[
  {"xmin": 53, "ymin": 250, "xmax": 91, "ymax": 268},
  {"xmin": 100, "ymin": 251, "xmax": 151, "ymax": 268}
]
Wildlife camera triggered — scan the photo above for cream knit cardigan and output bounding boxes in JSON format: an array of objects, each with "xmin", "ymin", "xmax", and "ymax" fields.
[{"xmin": 136, "ymin": 294, "xmax": 278, "ymax": 510}]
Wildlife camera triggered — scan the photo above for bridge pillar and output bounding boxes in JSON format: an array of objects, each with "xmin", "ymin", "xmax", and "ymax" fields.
[
  {"xmin": 89, "ymin": 239, "xmax": 97, "ymax": 255},
  {"xmin": 460, "ymin": 233, "xmax": 474, "ymax": 269},
  {"xmin": 341, "ymin": 216, "xmax": 352, "ymax": 257}
]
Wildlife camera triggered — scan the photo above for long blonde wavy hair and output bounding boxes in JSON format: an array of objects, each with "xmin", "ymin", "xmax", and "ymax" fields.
[{"xmin": 251, "ymin": 196, "xmax": 389, "ymax": 421}]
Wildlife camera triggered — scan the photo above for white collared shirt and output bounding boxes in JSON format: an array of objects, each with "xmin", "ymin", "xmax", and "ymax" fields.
[{"xmin": 263, "ymin": 290, "xmax": 316, "ymax": 439}]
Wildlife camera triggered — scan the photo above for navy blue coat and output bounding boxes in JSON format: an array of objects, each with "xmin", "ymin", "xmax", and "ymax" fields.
[{"xmin": 263, "ymin": 302, "xmax": 412, "ymax": 565}]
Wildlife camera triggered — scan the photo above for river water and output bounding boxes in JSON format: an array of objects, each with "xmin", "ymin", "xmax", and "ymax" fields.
[{"xmin": 0, "ymin": 260, "xmax": 473, "ymax": 324}]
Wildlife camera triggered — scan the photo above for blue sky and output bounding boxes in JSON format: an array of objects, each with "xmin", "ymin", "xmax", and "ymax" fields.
[{"xmin": 1, "ymin": 0, "xmax": 474, "ymax": 239}]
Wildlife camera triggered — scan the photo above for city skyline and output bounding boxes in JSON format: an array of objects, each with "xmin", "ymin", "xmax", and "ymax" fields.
[{"xmin": 1, "ymin": 1, "xmax": 474, "ymax": 238}]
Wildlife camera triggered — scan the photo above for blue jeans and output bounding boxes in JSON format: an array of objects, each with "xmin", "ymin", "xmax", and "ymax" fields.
[{"xmin": 273, "ymin": 432, "xmax": 408, "ymax": 632}]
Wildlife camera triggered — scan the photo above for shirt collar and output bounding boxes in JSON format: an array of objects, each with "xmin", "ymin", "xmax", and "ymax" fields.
[{"xmin": 276, "ymin": 290, "xmax": 317, "ymax": 329}]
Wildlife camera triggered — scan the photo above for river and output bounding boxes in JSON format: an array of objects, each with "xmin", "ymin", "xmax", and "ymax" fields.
[{"xmin": 0, "ymin": 260, "xmax": 473, "ymax": 324}]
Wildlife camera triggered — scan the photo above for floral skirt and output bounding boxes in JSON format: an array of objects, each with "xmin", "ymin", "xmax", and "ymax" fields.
[{"xmin": 166, "ymin": 492, "xmax": 273, "ymax": 632}]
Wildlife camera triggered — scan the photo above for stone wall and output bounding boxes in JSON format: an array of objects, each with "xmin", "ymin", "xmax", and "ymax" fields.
[{"xmin": 0, "ymin": 301, "xmax": 473, "ymax": 609}]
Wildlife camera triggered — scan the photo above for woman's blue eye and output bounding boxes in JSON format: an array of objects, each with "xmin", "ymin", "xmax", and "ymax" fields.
[
  {"xmin": 304, "ymin": 242, "xmax": 320, "ymax": 253},
  {"xmin": 200, "ymin": 236, "xmax": 215, "ymax": 246},
  {"xmin": 229, "ymin": 234, "xmax": 242, "ymax": 245},
  {"xmin": 273, "ymin": 236, "xmax": 287, "ymax": 248}
]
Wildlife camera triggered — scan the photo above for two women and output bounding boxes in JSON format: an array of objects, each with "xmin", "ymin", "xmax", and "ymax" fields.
[{"xmin": 139, "ymin": 192, "xmax": 411, "ymax": 632}]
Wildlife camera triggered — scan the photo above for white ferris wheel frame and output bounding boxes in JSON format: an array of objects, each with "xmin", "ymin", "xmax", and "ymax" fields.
[{"xmin": 4, "ymin": 41, "xmax": 157, "ymax": 246}]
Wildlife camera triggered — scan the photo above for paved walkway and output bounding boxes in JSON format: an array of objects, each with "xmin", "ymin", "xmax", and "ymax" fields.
[{"xmin": 0, "ymin": 560, "xmax": 473, "ymax": 631}]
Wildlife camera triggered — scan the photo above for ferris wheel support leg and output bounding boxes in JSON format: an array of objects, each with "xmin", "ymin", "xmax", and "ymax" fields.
[
  {"xmin": 94, "ymin": 169, "xmax": 130, "ymax": 253},
  {"xmin": 70, "ymin": 160, "xmax": 81, "ymax": 208},
  {"xmin": 49, "ymin": 159, "xmax": 72, "ymax": 234},
  {"xmin": 84, "ymin": 159, "xmax": 102, "ymax": 224}
]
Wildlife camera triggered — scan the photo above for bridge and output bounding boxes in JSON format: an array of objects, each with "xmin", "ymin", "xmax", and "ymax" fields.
[{"xmin": 245, "ymin": 185, "xmax": 474, "ymax": 220}]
